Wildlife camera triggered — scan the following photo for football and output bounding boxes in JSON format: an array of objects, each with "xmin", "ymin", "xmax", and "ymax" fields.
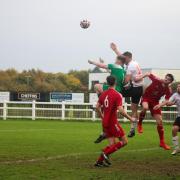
[{"xmin": 80, "ymin": 20, "xmax": 90, "ymax": 29}]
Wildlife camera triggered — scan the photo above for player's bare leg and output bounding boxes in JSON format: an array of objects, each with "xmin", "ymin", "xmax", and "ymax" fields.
[
  {"xmin": 128, "ymin": 103, "xmax": 138, "ymax": 137},
  {"xmin": 138, "ymin": 102, "xmax": 149, "ymax": 133},
  {"xmin": 154, "ymin": 114, "xmax": 170, "ymax": 150},
  {"xmin": 172, "ymin": 125, "xmax": 180, "ymax": 155}
]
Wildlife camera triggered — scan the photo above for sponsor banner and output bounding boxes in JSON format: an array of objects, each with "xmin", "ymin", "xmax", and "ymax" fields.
[
  {"xmin": 50, "ymin": 92, "xmax": 84, "ymax": 103},
  {"xmin": 89, "ymin": 93, "xmax": 98, "ymax": 103},
  {"xmin": 0, "ymin": 92, "xmax": 10, "ymax": 102},
  {"xmin": 18, "ymin": 92, "xmax": 40, "ymax": 101}
]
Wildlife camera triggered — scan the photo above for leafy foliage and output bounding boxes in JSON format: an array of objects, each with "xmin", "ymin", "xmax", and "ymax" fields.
[{"xmin": 0, "ymin": 69, "xmax": 89, "ymax": 92}]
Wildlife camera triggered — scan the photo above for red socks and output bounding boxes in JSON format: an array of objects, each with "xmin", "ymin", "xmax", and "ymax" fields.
[
  {"xmin": 157, "ymin": 125, "xmax": 164, "ymax": 143},
  {"xmin": 138, "ymin": 111, "xmax": 146, "ymax": 125},
  {"xmin": 97, "ymin": 142, "xmax": 123, "ymax": 162},
  {"xmin": 97, "ymin": 146, "xmax": 110, "ymax": 162},
  {"xmin": 104, "ymin": 141, "xmax": 123, "ymax": 155}
]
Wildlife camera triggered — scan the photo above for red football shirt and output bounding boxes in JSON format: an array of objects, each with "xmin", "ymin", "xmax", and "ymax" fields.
[
  {"xmin": 143, "ymin": 74, "xmax": 171, "ymax": 102},
  {"xmin": 98, "ymin": 88, "xmax": 123, "ymax": 128}
]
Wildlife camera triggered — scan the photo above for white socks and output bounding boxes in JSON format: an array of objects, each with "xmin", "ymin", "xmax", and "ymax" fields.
[
  {"xmin": 172, "ymin": 136, "xmax": 179, "ymax": 149},
  {"xmin": 131, "ymin": 118, "xmax": 137, "ymax": 129}
]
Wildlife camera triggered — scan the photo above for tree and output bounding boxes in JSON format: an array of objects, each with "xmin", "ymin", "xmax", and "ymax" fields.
[{"xmin": 0, "ymin": 69, "xmax": 89, "ymax": 92}]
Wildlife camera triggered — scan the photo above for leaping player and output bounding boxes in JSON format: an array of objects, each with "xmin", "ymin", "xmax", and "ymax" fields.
[
  {"xmin": 94, "ymin": 75, "xmax": 133, "ymax": 167},
  {"xmin": 88, "ymin": 55, "xmax": 126, "ymax": 97},
  {"xmin": 110, "ymin": 43, "xmax": 143, "ymax": 138},
  {"xmin": 137, "ymin": 73, "xmax": 174, "ymax": 150}
]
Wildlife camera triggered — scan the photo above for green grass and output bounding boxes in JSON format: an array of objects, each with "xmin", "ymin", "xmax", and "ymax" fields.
[{"xmin": 0, "ymin": 120, "xmax": 179, "ymax": 180}]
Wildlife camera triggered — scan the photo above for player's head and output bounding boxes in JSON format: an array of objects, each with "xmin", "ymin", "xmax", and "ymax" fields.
[
  {"xmin": 107, "ymin": 75, "xmax": 116, "ymax": 87},
  {"xmin": 122, "ymin": 51, "xmax": 132, "ymax": 65},
  {"xmin": 116, "ymin": 55, "xmax": 126, "ymax": 66},
  {"xmin": 177, "ymin": 83, "xmax": 180, "ymax": 93},
  {"xmin": 163, "ymin": 74, "xmax": 174, "ymax": 85}
]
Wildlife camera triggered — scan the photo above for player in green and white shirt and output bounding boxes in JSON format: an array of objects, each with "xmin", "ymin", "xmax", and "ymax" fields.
[
  {"xmin": 88, "ymin": 56, "xmax": 128, "ymax": 144},
  {"xmin": 88, "ymin": 56, "xmax": 126, "ymax": 96},
  {"xmin": 102, "ymin": 63, "xmax": 126, "ymax": 93}
]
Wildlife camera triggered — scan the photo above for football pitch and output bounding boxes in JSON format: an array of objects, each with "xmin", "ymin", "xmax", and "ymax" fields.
[{"xmin": 0, "ymin": 120, "xmax": 179, "ymax": 180}]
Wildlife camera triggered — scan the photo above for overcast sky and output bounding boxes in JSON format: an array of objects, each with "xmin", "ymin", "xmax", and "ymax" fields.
[{"xmin": 0, "ymin": 0, "xmax": 179, "ymax": 73}]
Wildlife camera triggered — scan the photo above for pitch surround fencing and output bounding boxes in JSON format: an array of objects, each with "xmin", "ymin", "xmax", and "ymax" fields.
[{"xmin": 0, "ymin": 101, "xmax": 177, "ymax": 122}]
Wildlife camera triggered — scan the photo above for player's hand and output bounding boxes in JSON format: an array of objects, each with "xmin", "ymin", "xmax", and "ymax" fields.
[
  {"xmin": 153, "ymin": 104, "xmax": 161, "ymax": 110},
  {"xmin": 110, "ymin": 42, "xmax": 117, "ymax": 51},
  {"xmin": 99, "ymin": 57, "xmax": 104, "ymax": 63},
  {"xmin": 100, "ymin": 114, "xmax": 104, "ymax": 119},
  {"xmin": 88, "ymin": 60, "xmax": 93, "ymax": 64},
  {"xmin": 144, "ymin": 72, "xmax": 151, "ymax": 77}
]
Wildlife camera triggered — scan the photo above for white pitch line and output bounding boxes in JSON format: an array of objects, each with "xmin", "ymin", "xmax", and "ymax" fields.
[
  {"xmin": 0, "ymin": 147, "xmax": 161, "ymax": 165},
  {"xmin": 0, "ymin": 129, "xmax": 55, "ymax": 132}
]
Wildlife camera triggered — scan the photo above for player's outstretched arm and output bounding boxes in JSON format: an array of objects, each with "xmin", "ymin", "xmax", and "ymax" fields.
[
  {"xmin": 110, "ymin": 42, "xmax": 122, "ymax": 56},
  {"xmin": 166, "ymin": 93, "xmax": 176, "ymax": 106},
  {"xmin": 153, "ymin": 100, "xmax": 169, "ymax": 110},
  {"xmin": 88, "ymin": 60, "xmax": 108, "ymax": 69},
  {"xmin": 118, "ymin": 106, "xmax": 133, "ymax": 122},
  {"xmin": 134, "ymin": 72, "xmax": 151, "ymax": 82},
  {"xmin": 166, "ymin": 101, "xmax": 175, "ymax": 106}
]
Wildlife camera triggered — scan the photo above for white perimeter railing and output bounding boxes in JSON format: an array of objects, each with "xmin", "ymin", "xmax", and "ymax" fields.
[{"xmin": 0, "ymin": 101, "xmax": 178, "ymax": 123}]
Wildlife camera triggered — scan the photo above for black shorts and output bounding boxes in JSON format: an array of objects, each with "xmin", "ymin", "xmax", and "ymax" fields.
[
  {"xmin": 173, "ymin": 117, "xmax": 180, "ymax": 131},
  {"xmin": 122, "ymin": 86, "xmax": 143, "ymax": 104}
]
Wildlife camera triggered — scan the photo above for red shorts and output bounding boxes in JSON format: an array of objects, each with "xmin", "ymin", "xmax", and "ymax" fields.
[
  {"xmin": 103, "ymin": 123, "xmax": 125, "ymax": 138},
  {"xmin": 141, "ymin": 98, "xmax": 161, "ymax": 116}
]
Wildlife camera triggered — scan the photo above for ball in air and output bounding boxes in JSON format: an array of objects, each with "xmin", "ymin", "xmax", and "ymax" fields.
[{"xmin": 80, "ymin": 20, "xmax": 90, "ymax": 29}]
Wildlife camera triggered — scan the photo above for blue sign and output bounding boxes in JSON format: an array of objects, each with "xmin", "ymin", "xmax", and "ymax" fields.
[{"xmin": 50, "ymin": 92, "xmax": 72, "ymax": 102}]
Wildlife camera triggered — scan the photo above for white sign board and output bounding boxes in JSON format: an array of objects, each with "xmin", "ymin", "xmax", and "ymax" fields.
[
  {"xmin": 89, "ymin": 93, "xmax": 98, "ymax": 103},
  {"xmin": 0, "ymin": 92, "xmax": 10, "ymax": 102},
  {"xmin": 50, "ymin": 92, "xmax": 84, "ymax": 103}
]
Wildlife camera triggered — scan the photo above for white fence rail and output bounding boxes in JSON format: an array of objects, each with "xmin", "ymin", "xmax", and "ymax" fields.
[{"xmin": 0, "ymin": 101, "xmax": 177, "ymax": 122}]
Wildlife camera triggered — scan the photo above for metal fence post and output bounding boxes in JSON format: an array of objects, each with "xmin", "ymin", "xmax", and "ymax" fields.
[
  {"xmin": 32, "ymin": 100, "xmax": 36, "ymax": 120},
  {"xmin": 3, "ymin": 100, "xmax": 7, "ymax": 120},
  {"xmin": 62, "ymin": 101, "xmax": 65, "ymax": 120}
]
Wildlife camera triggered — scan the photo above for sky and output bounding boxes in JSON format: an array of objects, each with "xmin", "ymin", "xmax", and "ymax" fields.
[{"xmin": 0, "ymin": 0, "xmax": 180, "ymax": 73}]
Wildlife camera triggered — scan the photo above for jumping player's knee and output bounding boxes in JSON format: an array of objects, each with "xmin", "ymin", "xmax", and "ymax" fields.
[
  {"xmin": 143, "ymin": 107, "xmax": 148, "ymax": 111},
  {"xmin": 121, "ymin": 136, "xmax": 128, "ymax": 146},
  {"xmin": 154, "ymin": 115, "xmax": 163, "ymax": 126},
  {"xmin": 157, "ymin": 120, "xmax": 163, "ymax": 126},
  {"xmin": 172, "ymin": 125, "xmax": 179, "ymax": 134},
  {"xmin": 142, "ymin": 103, "xmax": 149, "ymax": 111}
]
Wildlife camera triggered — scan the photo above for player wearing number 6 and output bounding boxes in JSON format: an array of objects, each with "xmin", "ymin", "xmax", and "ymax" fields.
[{"xmin": 94, "ymin": 75, "xmax": 133, "ymax": 167}]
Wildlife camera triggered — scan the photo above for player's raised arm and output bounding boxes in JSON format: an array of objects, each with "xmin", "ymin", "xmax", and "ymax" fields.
[
  {"xmin": 134, "ymin": 72, "xmax": 151, "ymax": 82},
  {"xmin": 118, "ymin": 106, "xmax": 133, "ymax": 122},
  {"xmin": 110, "ymin": 42, "xmax": 122, "ymax": 56},
  {"xmin": 88, "ymin": 59, "xmax": 108, "ymax": 69}
]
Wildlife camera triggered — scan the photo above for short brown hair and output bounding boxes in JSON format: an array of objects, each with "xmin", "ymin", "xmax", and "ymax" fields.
[
  {"xmin": 107, "ymin": 75, "xmax": 116, "ymax": 86},
  {"xmin": 123, "ymin": 51, "xmax": 132, "ymax": 58},
  {"xmin": 117, "ymin": 55, "xmax": 126, "ymax": 64},
  {"xmin": 166, "ymin": 74, "xmax": 174, "ymax": 82}
]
